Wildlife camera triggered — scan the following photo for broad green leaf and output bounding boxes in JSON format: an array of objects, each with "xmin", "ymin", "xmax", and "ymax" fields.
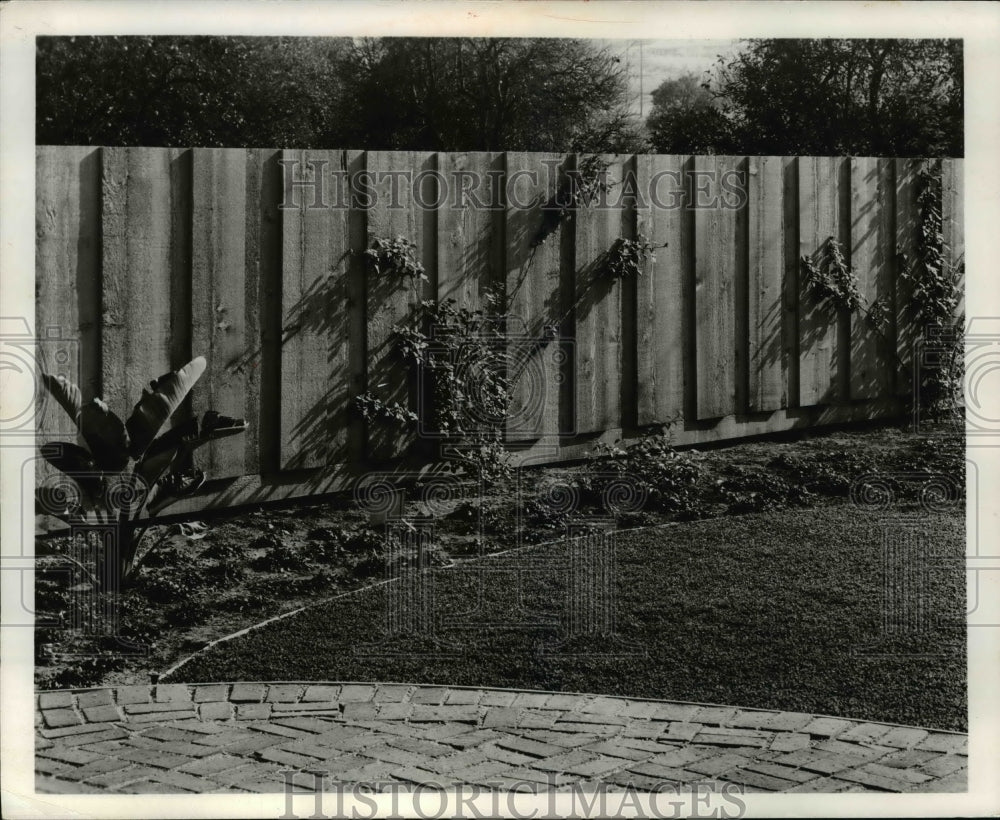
[
  {"xmin": 126, "ymin": 356, "xmax": 206, "ymax": 457},
  {"xmin": 79, "ymin": 399, "xmax": 130, "ymax": 472}
]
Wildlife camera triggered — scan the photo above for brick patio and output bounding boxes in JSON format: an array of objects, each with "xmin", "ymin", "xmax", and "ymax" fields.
[{"xmin": 35, "ymin": 682, "xmax": 968, "ymax": 794}]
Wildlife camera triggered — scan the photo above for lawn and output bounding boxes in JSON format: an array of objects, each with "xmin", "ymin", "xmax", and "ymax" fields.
[{"xmin": 174, "ymin": 503, "xmax": 966, "ymax": 732}]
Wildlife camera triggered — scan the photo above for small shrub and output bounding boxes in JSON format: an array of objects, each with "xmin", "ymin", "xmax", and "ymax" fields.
[
  {"xmin": 206, "ymin": 558, "xmax": 247, "ymax": 584},
  {"xmin": 252, "ymin": 541, "xmax": 310, "ymax": 573},
  {"xmin": 201, "ymin": 540, "xmax": 247, "ymax": 562},
  {"xmin": 714, "ymin": 468, "xmax": 811, "ymax": 514},
  {"xmin": 135, "ymin": 557, "xmax": 205, "ymax": 603},
  {"xmin": 592, "ymin": 429, "xmax": 707, "ymax": 517}
]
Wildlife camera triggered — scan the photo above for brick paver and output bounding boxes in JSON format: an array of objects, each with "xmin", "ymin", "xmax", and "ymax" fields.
[{"xmin": 34, "ymin": 683, "xmax": 967, "ymax": 795}]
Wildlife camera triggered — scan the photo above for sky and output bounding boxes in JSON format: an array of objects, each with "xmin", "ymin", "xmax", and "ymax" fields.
[{"xmin": 605, "ymin": 39, "xmax": 743, "ymax": 118}]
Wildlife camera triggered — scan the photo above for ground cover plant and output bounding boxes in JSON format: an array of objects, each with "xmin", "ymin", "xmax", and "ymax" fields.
[
  {"xmin": 174, "ymin": 504, "xmax": 966, "ymax": 731},
  {"xmin": 36, "ymin": 420, "xmax": 965, "ymax": 729}
]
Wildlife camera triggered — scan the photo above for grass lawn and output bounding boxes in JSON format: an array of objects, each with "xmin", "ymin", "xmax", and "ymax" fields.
[{"xmin": 175, "ymin": 503, "xmax": 966, "ymax": 731}]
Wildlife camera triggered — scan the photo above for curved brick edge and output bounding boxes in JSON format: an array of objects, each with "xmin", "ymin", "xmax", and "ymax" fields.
[{"xmin": 35, "ymin": 682, "xmax": 968, "ymax": 795}]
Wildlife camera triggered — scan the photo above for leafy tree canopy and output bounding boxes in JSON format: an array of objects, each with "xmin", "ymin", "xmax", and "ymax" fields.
[
  {"xmin": 647, "ymin": 39, "xmax": 962, "ymax": 156},
  {"xmin": 37, "ymin": 35, "xmax": 643, "ymax": 152}
]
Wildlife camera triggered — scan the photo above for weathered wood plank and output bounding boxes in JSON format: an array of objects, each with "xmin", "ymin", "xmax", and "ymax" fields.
[
  {"xmin": 574, "ymin": 154, "xmax": 626, "ymax": 434},
  {"xmin": 894, "ymin": 159, "xmax": 920, "ymax": 398},
  {"xmin": 436, "ymin": 152, "xmax": 503, "ymax": 310},
  {"xmin": 942, "ymin": 159, "xmax": 964, "ymax": 317},
  {"xmin": 849, "ymin": 157, "xmax": 894, "ymax": 400},
  {"xmin": 747, "ymin": 156, "xmax": 785, "ymax": 411},
  {"xmin": 365, "ymin": 151, "xmax": 435, "ymax": 460},
  {"xmin": 504, "ymin": 153, "xmax": 568, "ymax": 441},
  {"xmin": 247, "ymin": 148, "xmax": 284, "ymax": 474},
  {"xmin": 279, "ymin": 150, "xmax": 358, "ymax": 470},
  {"xmin": 635, "ymin": 154, "xmax": 688, "ymax": 427},
  {"xmin": 100, "ymin": 147, "xmax": 191, "ymax": 427},
  {"xmin": 797, "ymin": 156, "xmax": 845, "ymax": 406},
  {"xmin": 694, "ymin": 155, "xmax": 743, "ymax": 419},
  {"xmin": 35, "ymin": 146, "xmax": 101, "ymax": 444},
  {"xmin": 191, "ymin": 148, "xmax": 252, "ymax": 478}
]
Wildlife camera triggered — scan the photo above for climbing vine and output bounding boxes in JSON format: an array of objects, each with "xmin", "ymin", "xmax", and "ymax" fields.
[
  {"xmin": 603, "ymin": 233, "xmax": 665, "ymax": 281},
  {"xmin": 355, "ymin": 298, "xmax": 513, "ymax": 481},
  {"xmin": 800, "ymin": 237, "xmax": 888, "ymax": 330},
  {"xmin": 364, "ymin": 236, "xmax": 427, "ymax": 282},
  {"xmin": 899, "ymin": 159, "xmax": 964, "ymax": 419},
  {"xmin": 533, "ymin": 154, "xmax": 616, "ymax": 247}
]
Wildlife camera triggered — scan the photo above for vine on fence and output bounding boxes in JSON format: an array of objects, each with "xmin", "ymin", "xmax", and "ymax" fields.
[
  {"xmin": 899, "ymin": 159, "xmax": 964, "ymax": 420},
  {"xmin": 355, "ymin": 296, "xmax": 514, "ymax": 482},
  {"xmin": 800, "ymin": 237, "xmax": 888, "ymax": 331},
  {"xmin": 603, "ymin": 233, "xmax": 665, "ymax": 281},
  {"xmin": 533, "ymin": 154, "xmax": 615, "ymax": 247},
  {"xmin": 364, "ymin": 236, "xmax": 427, "ymax": 282}
]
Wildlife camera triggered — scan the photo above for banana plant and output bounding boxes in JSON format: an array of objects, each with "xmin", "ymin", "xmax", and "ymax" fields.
[{"xmin": 37, "ymin": 356, "xmax": 248, "ymax": 583}]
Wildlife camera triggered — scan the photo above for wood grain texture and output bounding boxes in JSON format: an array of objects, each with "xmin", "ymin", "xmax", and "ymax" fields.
[
  {"xmin": 798, "ymin": 156, "xmax": 846, "ymax": 407},
  {"xmin": 279, "ymin": 150, "xmax": 359, "ymax": 470},
  {"xmin": 504, "ymin": 153, "xmax": 568, "ymax": 441},
  {"xmin": 35, "ymin": 147, "xmax": 101, "ymax": 445},
  {"xmin": 100, "ymin": 147, "xmax": 191, "ymax": 426},
  {"xmin": 191, "ymin": 149, "xmax": 252, "ymax": 477},
  {"xmin": 694, "ymin": 155, "xmax": 743, "ymax": 419},
  {"xmin": 747, "ymin": 156, "xmax": 785, "ymax": 411},
  {"xmin": 942, "ymin": 159, "xmax": 964, "ymax": 317},
  {"xmin": 436, "ymin": 152, "xmax": 503, "ymax": 310},
  {"xmin": 849, "ymin": 157, "xmax": 894, "ymax": 400},
  {"xmin": 636, "ymin": 154, "xmax": 688, "ymax": 427},
  {"xmin": 573, "ymin": 154, "xmax": 626, "ymax": 433}
]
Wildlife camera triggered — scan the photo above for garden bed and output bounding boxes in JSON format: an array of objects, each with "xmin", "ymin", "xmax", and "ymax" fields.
[{"xmin": 35, "ymin": 421, "xmax": 965, "ymax": 717}]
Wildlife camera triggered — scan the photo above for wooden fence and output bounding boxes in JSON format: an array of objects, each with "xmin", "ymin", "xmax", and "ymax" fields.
[{"xmin": 35, "ymin": 147, "xmax": 964, "ymax": 514}]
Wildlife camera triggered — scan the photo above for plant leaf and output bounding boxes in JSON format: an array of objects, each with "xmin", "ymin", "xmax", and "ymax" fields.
[
  {"xmin": 40, "ymin": 441, "xmax": 103, "ymax": 500},
  {"xmin": 126, "ymin": 356, "xmax": 206, "ymax": 457},
  {"xmin": 41, "ymin": 374, "xmax": 83, "ymax": 426},
  {"xmin": 79, "ymin": 399, "xmax": 130, "ymax": 472}
]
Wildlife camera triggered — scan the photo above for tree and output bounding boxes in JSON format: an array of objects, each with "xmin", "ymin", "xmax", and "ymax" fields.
[
  {"xmin": 645, "ymin": 73, "xmax": 736, "ymax": 154},
  {"xmin": 37, "ymin": 36, "xmax": 350, "ymax": 147},
  {"xmin": 37, "ymin": 35, "xmax": 642, "ymax": 153},
  {"xmin": 317, "ymin": 37, "xmax": 643, "ymax": 152},
  {"xmin": 715, "ymin": 39, "xmax": 962, "ymax": 156}
]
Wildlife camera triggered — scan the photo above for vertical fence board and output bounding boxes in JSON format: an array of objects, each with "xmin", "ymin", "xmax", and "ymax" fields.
[
  {"xmin": 694, "ymin": 155, "xmax": 742, "ymax": 419},
  {"xmin": 943, "ymin": 159, "xmax": 964, "ymax": 317},
  {"xmin": 747, "ymin": 156, "xmax": 785, "ymax": 412},
  {"xmin": 248, "ymin": 148, "xmax": 284, "ymax": 474},
  {"xmin": 437, "ymin": 152, "xmax": 502, "ymax": 310},
  {"xmin": 894, "ymin": 159, "xmax": 920, "ymax": 398},
  {"xmin": 798, "ymin": 156, "xmax": 845, "ymax": 406},
  {"xmin": 850, "ymin": 157, "xmax": 894, "ymax": 400},
  {"xmin": 574, "ymin": 155, "xmax": 626, "ymax": 434},
  {"xmin": 191, "ymin": 149, "xmax": 252, "ymax": 478},
  {"xmin": 365, "ymin": 151, "xmax": 435, "ymax": 460},
  {"xmin": 636, "ymin": 155, "xmax": 688, "ymax": 427},
  {"xmin": 505, "ymin": 152, "xmax": 567, "ymax": 441},
  {"xmin": 101, "ymin": 148, "xmax": 191, "ymax": 427},
  {"xmin": 36, "ymin": 147, "xmax": 101, "ymax": 446},
  {"xmin": 279, "ymin": 150, "xmax": 356, "ymax": 470}
]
